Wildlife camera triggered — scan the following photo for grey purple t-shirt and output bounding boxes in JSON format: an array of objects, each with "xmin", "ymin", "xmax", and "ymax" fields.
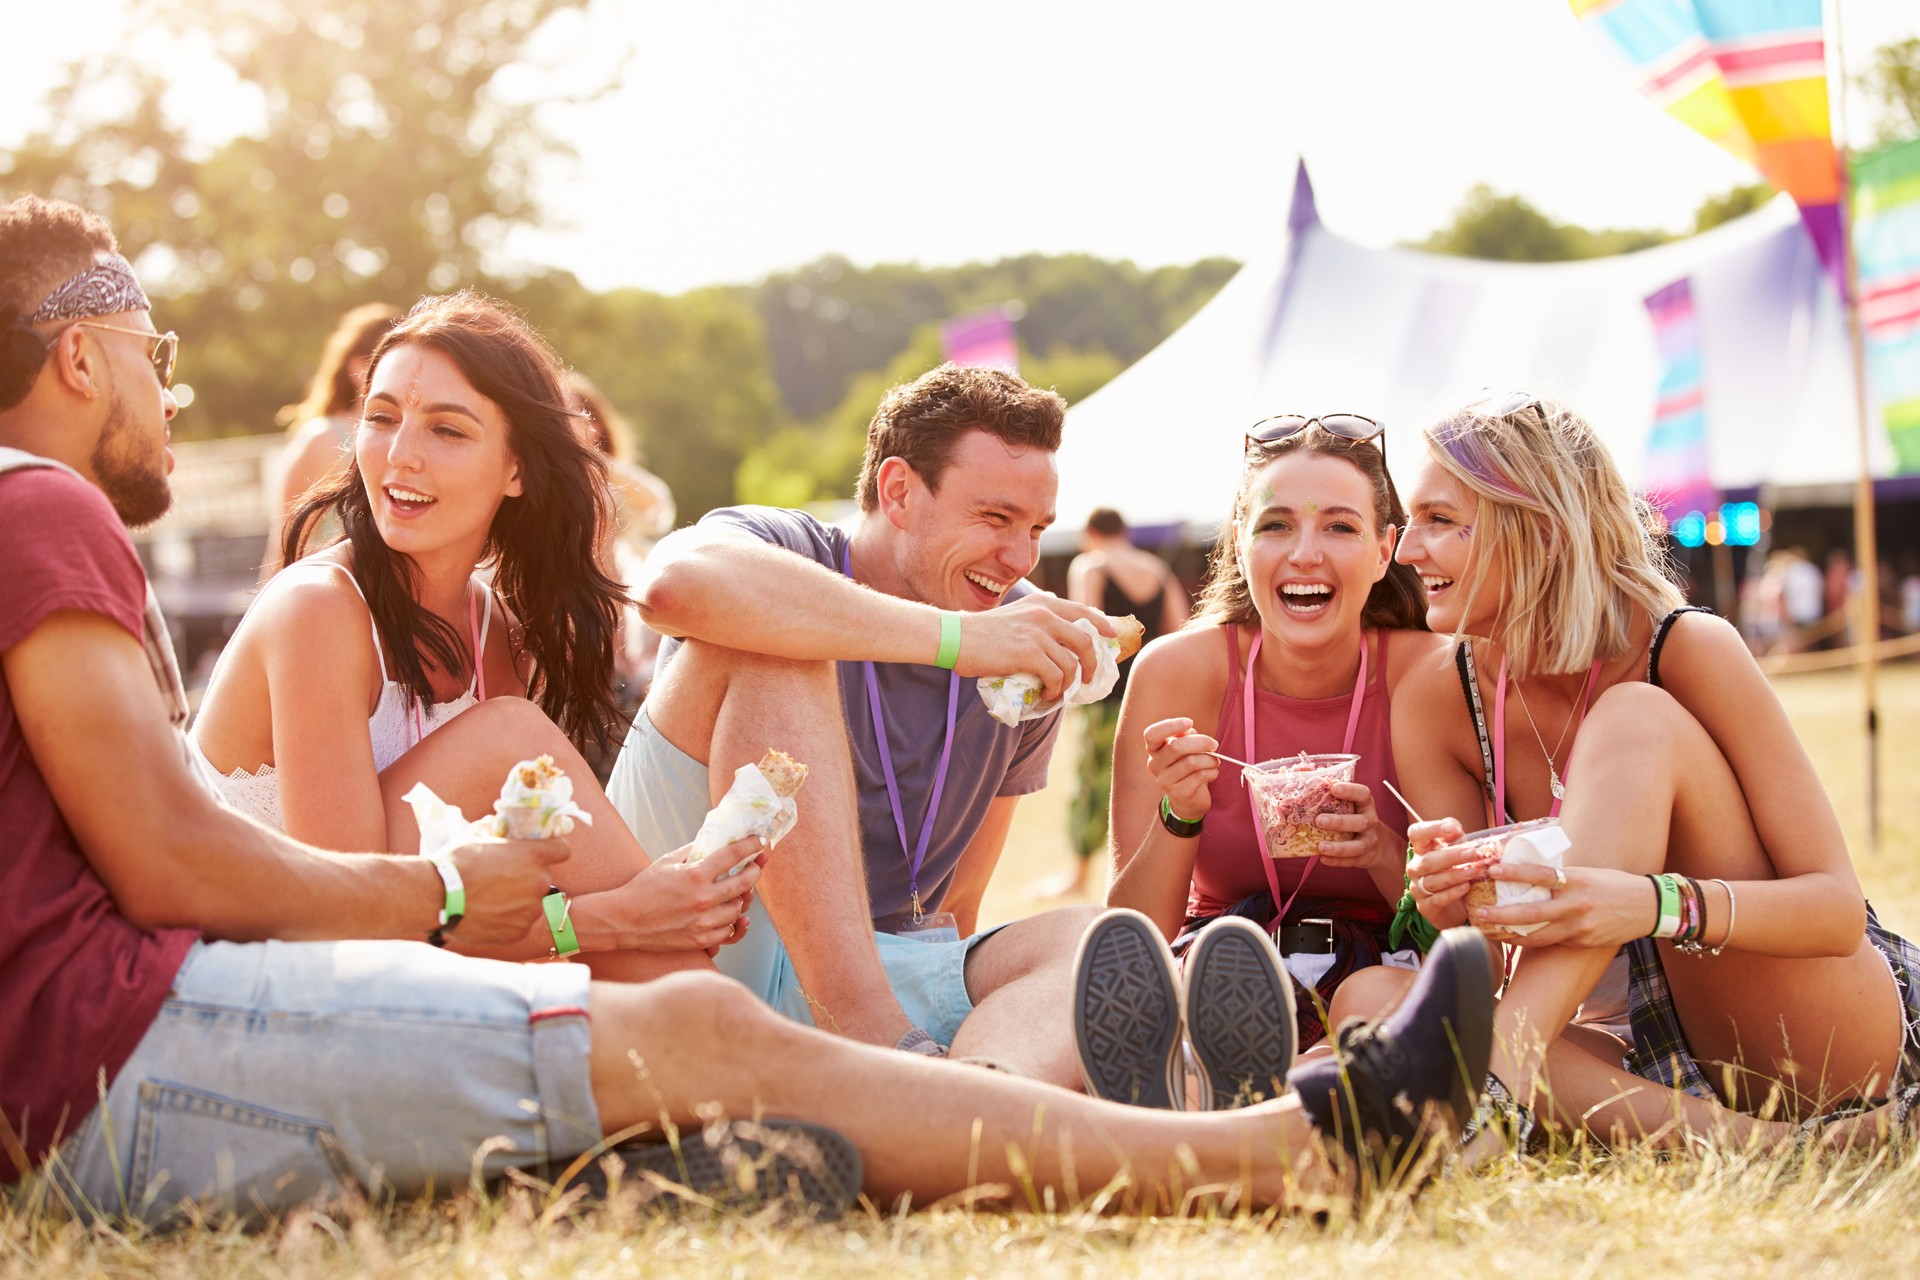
[{"xmin": 660, "ymin": 505, "xmax": 1062, "ymax": 931}]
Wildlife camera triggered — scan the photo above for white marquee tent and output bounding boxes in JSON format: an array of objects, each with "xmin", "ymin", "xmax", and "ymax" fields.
[{"xmin": 1053, "ymin": 162, "xmax": 1889, "ymax": 533}]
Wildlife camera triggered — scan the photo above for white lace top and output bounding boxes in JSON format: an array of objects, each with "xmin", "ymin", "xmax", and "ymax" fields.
[{"xmin": 195, "ymin": 562, "xmax": 494, "ymax": 832}]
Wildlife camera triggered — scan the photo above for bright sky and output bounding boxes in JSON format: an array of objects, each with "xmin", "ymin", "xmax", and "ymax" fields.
[{"xmin": 9, "ymin": 0, "xmax": 1919, "ymax": 294}]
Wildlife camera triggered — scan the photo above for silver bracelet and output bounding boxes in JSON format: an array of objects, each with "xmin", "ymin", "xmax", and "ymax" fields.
[{"xmin": 1708, "ymin": 877, "xmax": 1734, "ymax": 956}]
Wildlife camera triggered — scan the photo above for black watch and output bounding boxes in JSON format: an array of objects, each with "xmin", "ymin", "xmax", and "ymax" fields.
[{"xmin": 1158, "ymin": 796, "xmax": 1204, "ymax": 838}]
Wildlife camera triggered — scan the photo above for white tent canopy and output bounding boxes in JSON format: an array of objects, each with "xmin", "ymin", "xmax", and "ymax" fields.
[{"xmin": 1054, "ymin": 162, "xmax": 1885, "ymax": 534}]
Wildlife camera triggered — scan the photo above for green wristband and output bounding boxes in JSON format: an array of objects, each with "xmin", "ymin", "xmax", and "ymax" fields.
[
  {"xmin": 426, "ymin": 855, "xmax": 465, "ymax": 948},
  {"xmin": 935, "ymin": 611, "xmax": 962, "ymax": 669},
  {"xmin": 1650, "ymin": 873, "xmax": 1683, "ymax": 939},
  {"xmin": 543, "ymin": 887, "xmax": 581, "ymax": 958}
]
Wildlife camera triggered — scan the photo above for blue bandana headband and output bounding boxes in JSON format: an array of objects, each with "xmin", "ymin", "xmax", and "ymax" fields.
[{"xmin": 26, "ymin": 254, "xmax": 151, "ymax": 324}]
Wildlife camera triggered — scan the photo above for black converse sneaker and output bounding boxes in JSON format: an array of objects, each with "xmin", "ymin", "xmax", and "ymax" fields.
[
  {"xmin": 1073, "ymin": 909, "xmax": 1186, "ymax": 1109},
  {"xmin": 1184, "ymin": 917, "xmax": 1298, "ymax": 1110},
  {"xmin": 1286, "ymin": 926, "xmax": 1495, "ymax": 1172},
  {"xmin": 548, "ymin": 1118, "xmax": 863, "ymax": 1218}
]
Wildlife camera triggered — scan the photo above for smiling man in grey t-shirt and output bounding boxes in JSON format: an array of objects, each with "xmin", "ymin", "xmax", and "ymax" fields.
[{"xmin": 609, "ymin": 363, "xmax": 1113, "ymax": 1084}]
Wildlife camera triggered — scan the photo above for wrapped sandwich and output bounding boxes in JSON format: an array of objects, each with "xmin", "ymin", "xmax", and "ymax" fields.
[
  {"xmin": 491, "ymin": 755, "xmax": 593, "ymax": 840},
  {"xmin": 1455, "ymin": 818, "xmax": 1570, "ymax": 941},
  {"xmin": 977, "ymin": 614, "xmax": 1146, "ymax": 727},
  {"xmin": 689, "ymin": 748, "xmax": 810, "ymax": 872},
  {"xmin": 402, "ymin": 755, "xmax": 592, "ymax": 859}
]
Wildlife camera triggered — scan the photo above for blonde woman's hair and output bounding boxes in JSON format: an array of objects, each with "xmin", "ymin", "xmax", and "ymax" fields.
[{"xmin": 1422, "ymin": 395, "xmax": 1684, "ymax": 678}]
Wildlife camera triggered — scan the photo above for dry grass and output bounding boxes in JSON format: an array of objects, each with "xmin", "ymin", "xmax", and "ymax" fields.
[{"xmin": 7, "ymin": 664, "xmax": 1920, "ymax": 1277}]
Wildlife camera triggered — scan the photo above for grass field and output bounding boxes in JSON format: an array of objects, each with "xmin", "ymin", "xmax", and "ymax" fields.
[{"xmin": 7, "ymin": 665, "xmax": 1920, "ymax": 1278}]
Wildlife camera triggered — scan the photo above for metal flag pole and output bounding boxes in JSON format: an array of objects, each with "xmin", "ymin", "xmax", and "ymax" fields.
[{"xmin": 1830, "ymin": 0, "xmax": 1882, "ymax": 851}]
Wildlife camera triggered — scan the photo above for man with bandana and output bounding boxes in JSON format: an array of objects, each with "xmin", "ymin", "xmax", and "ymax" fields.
[{"xmin": 0, "ymin": 193, "xmax": 1499, "ymax": 1223}]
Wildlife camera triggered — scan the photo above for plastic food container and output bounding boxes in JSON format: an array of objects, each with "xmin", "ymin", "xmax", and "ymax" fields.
[{"xmin": 1242, "ymin": 753, "xmax": 1359, "ymax": 859}]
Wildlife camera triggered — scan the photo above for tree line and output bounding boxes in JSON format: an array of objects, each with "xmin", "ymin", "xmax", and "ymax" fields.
[{"xmin": 6, "ymin": 1, "xmax": 1913, "ymax": 522}]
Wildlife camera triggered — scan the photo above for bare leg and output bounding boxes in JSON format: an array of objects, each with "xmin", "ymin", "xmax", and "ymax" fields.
[
  {"xmin": 951, "ymin": 906, "xmax": 1099, "ymax": 1088},
  {"xmin": 377, "ymin": 695, "xmax": 711, "ymax": 983},
  {"xmin": 587, "ymin": 971, "xmax": 1334, "ymax": 1210},
  {"xmin": 645, "ymin": 642, "xmax": 915, "ymax": 1047},
  {"xmin": 1491, "ymin": 683, "xmax": 1903, "ymax": 1119}
]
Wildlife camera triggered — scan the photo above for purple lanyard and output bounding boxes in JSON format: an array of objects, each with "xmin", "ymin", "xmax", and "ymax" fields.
[{"xmin": 841, "ymin": 542, "xmax": 959, "ymax": 916}]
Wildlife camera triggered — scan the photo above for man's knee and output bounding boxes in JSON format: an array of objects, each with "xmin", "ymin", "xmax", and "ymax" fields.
[
  {"xmin": 675, "ymin": 640, "xmax": 836, "ymax": 693},
  {"xmin": 964, "ymin": 904, "xmax": 1099, "ymax": 994},
  {"xmin": 600, "ymin": 971, "xmax": 785, "ymax": 1048}
]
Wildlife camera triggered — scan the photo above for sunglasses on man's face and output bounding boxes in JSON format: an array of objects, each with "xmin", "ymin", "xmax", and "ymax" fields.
[
  {"xmin": 69, "ymin": 321, "xmax": 179, "ymax": 389},
  {"xmin": 1245, "ymin": 413, "xmax": 1386, "ymax": 452}
]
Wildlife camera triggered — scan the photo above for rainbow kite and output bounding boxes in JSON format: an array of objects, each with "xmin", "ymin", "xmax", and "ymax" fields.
[
  {"xmin": 1569, "ymin": 0, "xmax": 1844, "ymax": 294},
  {"xmin": 1641, "ymin": 278, "xmax": 1717, "ymax": 516},
  {"xmin": 1855, "ymin": 139, "xmax": 1920, "ymax": 472}
]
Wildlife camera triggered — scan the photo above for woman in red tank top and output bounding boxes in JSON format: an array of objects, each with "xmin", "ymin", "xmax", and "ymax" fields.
[
  {"xmin": 1106, "ymin": 419, "xmax": 1443, "ymax": 1050},
  {"xmin": 1394, "ymin": 393, "xmax": 1920, "ymax": 1155}
]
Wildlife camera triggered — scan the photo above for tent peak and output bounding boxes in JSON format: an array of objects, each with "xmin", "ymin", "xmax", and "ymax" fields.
[{"xmin": 1288, "ymin": 159, "xmax": 1319, "ymax": 235}]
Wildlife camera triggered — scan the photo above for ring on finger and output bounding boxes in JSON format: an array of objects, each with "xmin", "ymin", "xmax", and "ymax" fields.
[
  {"xmin": 1416, "ymin": 875, "xmax": 1433, "ymax": 895},
  {"xmin": 1550, "ymin": 867, "xmax": 1567, "ymax": 892}
]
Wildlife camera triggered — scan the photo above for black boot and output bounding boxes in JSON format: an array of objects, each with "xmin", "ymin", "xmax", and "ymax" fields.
[{"xmin": 1287, "ymin": 927, "xmax": 1495, "ymax": 1173}]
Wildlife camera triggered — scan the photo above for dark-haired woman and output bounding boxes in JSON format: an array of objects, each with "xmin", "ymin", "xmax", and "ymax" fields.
[
  {"xmin": 260, "ymin": 302, "xmax": 398, "ymax": 579},
  {"xmin": 193, "ymin": 293, "xmax": 758, "ymax": 980},
  {"xmin": 1099, "ymin": 417, "xmax": 1443, "ymax": 1103}
]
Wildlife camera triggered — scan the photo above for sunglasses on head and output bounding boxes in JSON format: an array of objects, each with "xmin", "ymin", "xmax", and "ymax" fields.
[
  {"xmin": 1472, "ymin": 391, "xmax": 1547, "ymax": 421},
  {"xmin": 1245, "ymin": 413, "xmax": 1385, "ymax": 452},
  {"xmin": 68, "ymin": 321, "xmax": 179, "ymax": 389}
]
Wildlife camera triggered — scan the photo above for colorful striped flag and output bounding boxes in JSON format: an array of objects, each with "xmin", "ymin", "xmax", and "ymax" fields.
[
  {"xmin": 941, "ymin": 308, "xmax": 1020, "ymax": 374},
  {"xmin": 1641, "ymin": 277, "xmax": 1718, "ymax": 517},
  {"xmin": 1855, "ymin": 138, "xmax": 1920, "ymax": 473},
  {"xmin": 1570, "ymin": 0, "xmax": 1844, "ymax": 294}
]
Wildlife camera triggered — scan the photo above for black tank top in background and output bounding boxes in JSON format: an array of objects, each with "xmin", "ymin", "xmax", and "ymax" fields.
[{"xmin": 1101, "ymin": 568, "xmax": 1171, "ymax": 705}]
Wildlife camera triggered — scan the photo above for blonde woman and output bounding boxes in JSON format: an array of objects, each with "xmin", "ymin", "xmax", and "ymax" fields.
[{"xmin": 1390, "ymin": 392, "xmax": 1920, "ymax": 1149}]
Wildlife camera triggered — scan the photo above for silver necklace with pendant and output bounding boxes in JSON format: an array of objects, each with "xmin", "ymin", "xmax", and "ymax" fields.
[{"xmin": 1511, "ymin": 676, "xmax": 1576, "ymax": 800}]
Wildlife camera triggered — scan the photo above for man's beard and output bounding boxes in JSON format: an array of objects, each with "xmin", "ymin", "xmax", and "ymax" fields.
[{"xmin": 92, "ymin": 391, "xmax": 171, "ymax": 528}]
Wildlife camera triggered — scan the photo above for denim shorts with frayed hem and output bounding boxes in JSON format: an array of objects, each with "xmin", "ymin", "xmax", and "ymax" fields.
[{"xmin": 49, "ymin": 938, "xmax": 598, "ymax": 1226}]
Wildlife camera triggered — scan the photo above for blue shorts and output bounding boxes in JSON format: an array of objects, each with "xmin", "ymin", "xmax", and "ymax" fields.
[
  {"xmin": 607, "ymin": 709, "xmax": 994, "ymax": 1046},
  {"xmin": 50, "ymin": 939, "xmax": 599, "ymax": 1225}
]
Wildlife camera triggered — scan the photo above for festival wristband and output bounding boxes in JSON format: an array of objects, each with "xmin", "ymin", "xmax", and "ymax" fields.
[
  {"xmin": 543, "ymin": 887, "xmax": 581, "ymax": 958},
  {"xmin": 1648, "ymin": 873, "xmax": 1683, "ymax": 939},
  {"xmin": 935, "ymin": 611, "xmax": 962, "ymax": 670},
  {"xmin": 426, "ymin": 855, "xmax": 465, "ymax": 947},
  {"xmin": 1159, "ymin": 795, "xmax": 1204, "ymax": 838}
]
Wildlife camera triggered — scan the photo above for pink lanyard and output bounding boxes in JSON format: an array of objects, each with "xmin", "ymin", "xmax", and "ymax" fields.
[
  {"xmin": 842, "ymin": 543, "xmax": 958, "ymax": 918},
  {"xmin": 1242, "ymin": 629, "xmax": 1368, "ymax": 929},
  {"xmin": 410, "ymin": 582, "xmax": 486, "ymax": 746},
  {"xmin": 1491, "ymin": 657, "xmax": 1601, "ymax": 824}
]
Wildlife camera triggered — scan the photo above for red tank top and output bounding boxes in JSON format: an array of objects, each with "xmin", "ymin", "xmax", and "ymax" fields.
[{"xmin": 1186, "ymin": 625, "xmax": 1407, "ymax": 919}]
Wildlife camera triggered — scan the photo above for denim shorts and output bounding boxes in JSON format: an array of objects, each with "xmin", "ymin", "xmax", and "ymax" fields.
[
  {"xmin": 608, "ymin": 709, "xmax": 995, "ymax": 1046},
  {"xmin": 49, "ymin": 938, "xmax": 599, "ymax": 1225}
]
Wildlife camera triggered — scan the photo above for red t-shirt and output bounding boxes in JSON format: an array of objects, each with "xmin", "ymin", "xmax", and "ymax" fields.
[{"xmin": 0, "ymin": 467, "xmax": 199, "ymax": 1181}]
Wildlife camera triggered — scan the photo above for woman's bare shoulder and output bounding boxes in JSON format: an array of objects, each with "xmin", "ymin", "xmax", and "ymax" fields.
[
  {"xmin": 1382, "ymin": 627, "xmax": 1450, "ymax": 687},
  {"xmin": 1129, "ymin": 623, "xmax": 1234, "ymax": 716}
]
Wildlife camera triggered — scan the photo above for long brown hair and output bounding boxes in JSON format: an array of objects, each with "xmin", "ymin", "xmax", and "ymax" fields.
[
  {"xmin": 1193, "ymin": 425, "xmax": 1427, "ymax": 632},
  {"xmin": 278, "ymin": 302, "xmax": 399, "ymax": 429},
  {"xmin": 285, "ymin": 291, "xmax": 625, "ymax": 753}
]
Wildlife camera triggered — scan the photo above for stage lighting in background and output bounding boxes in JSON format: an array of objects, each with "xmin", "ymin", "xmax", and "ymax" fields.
[{"xmin": 1670, "ymin": 503, "xmax": 1762, "ymax": 550}]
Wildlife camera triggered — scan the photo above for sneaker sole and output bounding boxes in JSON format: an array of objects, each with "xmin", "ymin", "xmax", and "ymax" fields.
[
  {"xmin": 1073, "ymin": 909, "xmax": 1185, "ymax": 1109},
  {"xmin": 556, "ymin": 1118, "xmax": 863, "ymax": 1218},
  {"xmin": 1185, "ymin": 918, "xmax": 1297, "ymax": 1111}
]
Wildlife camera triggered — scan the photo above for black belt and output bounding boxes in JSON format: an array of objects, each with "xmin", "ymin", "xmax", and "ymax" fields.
[{"xmin": 1277, "ymin": 919, "xmax": 1334, "ymax": 955}]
